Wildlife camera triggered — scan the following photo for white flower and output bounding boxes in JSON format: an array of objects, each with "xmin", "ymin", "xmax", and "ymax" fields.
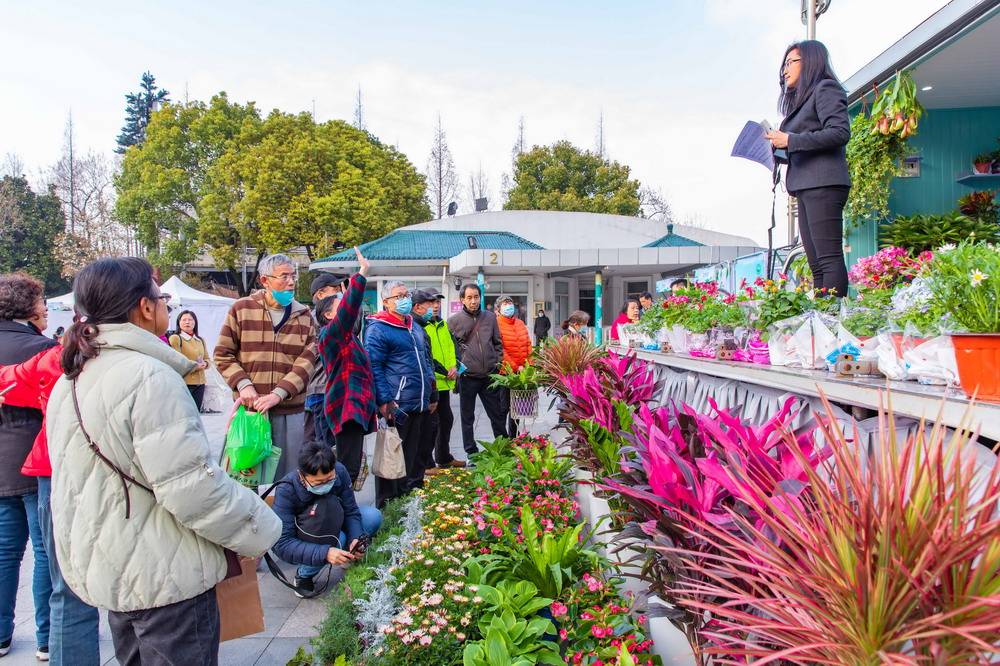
[
  {"xmin": 971, "ymin": 269, "xmax": 989, "ymax": 287},
  {"xmin": 938, "ymin": 243, "xmax": 957, "ymax": 252}
]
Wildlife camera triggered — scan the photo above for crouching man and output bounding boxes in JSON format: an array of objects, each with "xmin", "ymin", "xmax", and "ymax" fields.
[{"xmin": 270, "ymin": 441, "xmax": 382, "ymax": 597}]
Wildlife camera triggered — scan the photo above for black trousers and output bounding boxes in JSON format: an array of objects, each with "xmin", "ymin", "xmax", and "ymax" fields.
[
  {"xmin": 187, "ymin": 384, "xmax": 205, "ymax": 412},
  {"xmin": 431, "ymin": 389, "xmax": 455, "ymax": 466},
  {"xmin": 375, "ymin": 410, "xmax": 433, "ymax": 508},
  {"xmin": 458, "ymin": 376, "xmax": 510, "ymax": 455},
  {"xmin": 795, "ymin": 185, "xmax": 849, "ymax": 298},
  {"xmin": 108, "ymin": 587, "xmax": 219, "ymax": 666},
  {"xmin": 334, "ymin": 420, "xmax": 366, "ymax": 484}
]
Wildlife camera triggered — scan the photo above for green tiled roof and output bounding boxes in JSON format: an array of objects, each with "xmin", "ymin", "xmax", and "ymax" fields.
[
  {"xmin": 643, "ymin": 232, "xmax": 703, "ymax": 248},
  {"xmin": 318, "ymin": 230, "xmax": 544, "ymax": 262}
]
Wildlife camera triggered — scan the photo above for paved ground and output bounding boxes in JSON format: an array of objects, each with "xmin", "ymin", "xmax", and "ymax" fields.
[{"xmin": 5, "ymin": 394, "xmax": 559, "ymax": 665}]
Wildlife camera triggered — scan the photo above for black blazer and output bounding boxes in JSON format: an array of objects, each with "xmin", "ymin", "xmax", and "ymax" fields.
[{"xmin": 779, "ymin": 78, "xmax": 851, "ymax": 193}]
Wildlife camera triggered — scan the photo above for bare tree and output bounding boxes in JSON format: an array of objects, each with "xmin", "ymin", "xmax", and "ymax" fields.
[
  {"xmin": 1, "ymin": 153, "xmax": 24, "ymax": 178},
  {"xmin": 45, "ymin": 124, "xmax": 133, "ymax": 276},
  {"xmin": 513, "ymin": 115, "xmax": 526, "ymax": 158},
  {"xmin": 595, "ymin": 110, "xmax": 606, "ymax": 158},
  {"xmin": 468, "ymin": 164, "xmax": 489, "ymax": 212},
  {"xmin": 353, "ymin": 85, "xmax": 364, "ymax": 131},
  {"xmin": 680, "ymin": 211, "xmax": 712, "ymax": 229},
  {"xmin": 426, "ymin": 114, "xmax": 458, "ymax": 219},
  {"xmin": 639, "ymin": 185, "xmax": 674, "ymax": 223}
]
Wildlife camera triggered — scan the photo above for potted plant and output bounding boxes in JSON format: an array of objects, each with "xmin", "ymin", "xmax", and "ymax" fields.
[
  {"xmin": 926, "ymin": 241, "xmax": 1000, "ymax": 400},
  {"xmin": 958, "ymin": 190, "xmax": 999, "ymax": 224},
  {"xmin": 973, "ymin": 152, "xmax": 994, "ymax": 174},
  {"xmin": 879, "ymin": 211, "xmax": 1000, "ymax": 253},
  {"xmin": 490, "ymin": 362, "xmax": 545, "ymax": 419}
]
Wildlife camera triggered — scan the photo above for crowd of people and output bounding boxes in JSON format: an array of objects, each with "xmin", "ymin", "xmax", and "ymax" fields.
[{"xmin": 0, "ymin": 247, "xmax": 554, "ymax": 665}]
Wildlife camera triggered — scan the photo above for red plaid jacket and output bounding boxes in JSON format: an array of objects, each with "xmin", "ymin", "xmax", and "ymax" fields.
[{"xmin": 318, "ymin": 274, "xmax": 377, "ymax": 435}]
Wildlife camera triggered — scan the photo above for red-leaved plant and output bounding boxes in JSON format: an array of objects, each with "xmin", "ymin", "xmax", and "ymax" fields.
[
  {"xmin": 599, "ymin": 397, "xmax": 826, "ymax": 662},
  {"xmin": 664, "ymin": 397, "xmax": 1000, "ymax": 664}
]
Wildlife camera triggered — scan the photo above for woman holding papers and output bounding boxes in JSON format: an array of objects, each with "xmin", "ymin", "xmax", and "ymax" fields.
[{"xmin": 765, "ymin": 40, "xmax": 850, "ymax": 298}]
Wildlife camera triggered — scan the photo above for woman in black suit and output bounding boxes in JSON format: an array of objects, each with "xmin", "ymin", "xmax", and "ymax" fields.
[{"xmin": 766, "ymin": 40, "xmax": 851, "ymax": 297}]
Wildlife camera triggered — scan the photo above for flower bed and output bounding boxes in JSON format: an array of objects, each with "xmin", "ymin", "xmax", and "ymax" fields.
[{"xmin": 314, "ymin": 432, "xmax": 659, "ymax": 666}]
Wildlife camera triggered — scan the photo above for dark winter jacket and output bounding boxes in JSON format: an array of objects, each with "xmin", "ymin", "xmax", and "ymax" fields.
[
  {"xmin": 447, "ymin": 308, "xmax": 503, "ymax": 378},
  {"xmin": 533, "ymin": 315, "xmax": 551, "ymax": 341},
  {"xmin": 779, "ymin": 78, "xmax": 851, "ymax": 193},
  {"xmin": 364, "ymin": 311, "xmax": 437, "ymax": 413},
  {"xmin": 270, "ymin": 464, "xmax": 362, "ymax": 567},
  {"xmin": 0, "ymin": 321, "xmax": 57, "ymax": 496}
]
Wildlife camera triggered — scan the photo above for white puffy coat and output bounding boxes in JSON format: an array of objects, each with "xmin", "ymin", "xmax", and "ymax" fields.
[{"xmin": 46, "ymin": 323, "xmax": 281, "ymax": 612}]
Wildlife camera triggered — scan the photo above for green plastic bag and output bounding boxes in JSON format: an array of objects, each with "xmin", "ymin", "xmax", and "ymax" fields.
[{"xmin": 224, "ymin": 406, "xmax": 273, "ymax": 472}]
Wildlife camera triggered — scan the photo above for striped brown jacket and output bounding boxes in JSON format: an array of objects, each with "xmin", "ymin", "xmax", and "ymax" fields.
[{"xmin": 213, "ymin": 291, "xmax": 316, "ymax": 415}]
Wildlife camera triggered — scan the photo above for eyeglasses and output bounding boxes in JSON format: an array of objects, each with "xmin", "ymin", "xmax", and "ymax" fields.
[
  {"xmin": 386, "ymin": 293, "xmax": 410, "ymax": 301},
  {"xmin": 153, "ymin": 293, "xmax": 172, "ymax": 304},
  {"xmin": 265, "ymin": 272, "xmax": 298, "ymax": 283},
  {"xmin": 783, "ymin": 57, "xmax": 802, "ymax": 70}
]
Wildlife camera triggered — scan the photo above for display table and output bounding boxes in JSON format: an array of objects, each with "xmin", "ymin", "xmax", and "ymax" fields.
[{"xmin": 618, "ymin": 348, "xmax": 1000, "ymax": 443}]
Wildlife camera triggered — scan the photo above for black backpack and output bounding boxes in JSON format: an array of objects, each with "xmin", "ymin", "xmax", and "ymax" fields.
[{"xmin": 259, "ymin": 480, "xmax": 347, "ymax": 598}]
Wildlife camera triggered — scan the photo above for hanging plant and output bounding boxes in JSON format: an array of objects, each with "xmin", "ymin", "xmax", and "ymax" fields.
[{"xmin": 844, "ymin": 71, "xmax": 921, "ymax": 226}]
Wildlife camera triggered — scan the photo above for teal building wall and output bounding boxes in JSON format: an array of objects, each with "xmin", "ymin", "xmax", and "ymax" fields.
[{"xmin": 845, "ymin": 105, "xmax": 1000, "ymax": 266}]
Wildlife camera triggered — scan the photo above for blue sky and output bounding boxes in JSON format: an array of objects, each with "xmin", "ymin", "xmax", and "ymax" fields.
[{"xmin": 1, "ymin": 0, "xmax": 950, "ymax": 244}]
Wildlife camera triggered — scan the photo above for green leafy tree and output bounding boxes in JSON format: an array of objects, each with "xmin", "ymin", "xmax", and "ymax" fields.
[
  {"xmin": 0, "ymin": 176, "xmax": 68, "ymax": 293},
  {"xmin": 503, "ymin": 140, "xmax": 641, "ymax": 215},
  {"xmin": 117, "ymin": 93, "xmax": 430, "ymax": 295},
  {"xmin": 202, "ymin": 111, "xmax": 430, "ymax": 263},
  {"xmin": 115, "ymin": 93, "xmax": 264, "ymax": 293},
  {"xmin": 116, "ymin": 72, "xmax": 170, "ymax": 154}
]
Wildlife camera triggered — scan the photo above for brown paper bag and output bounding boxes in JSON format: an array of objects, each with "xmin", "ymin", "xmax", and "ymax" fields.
[{"xmin": 216, "ymin": 556, "xmax": 265, "ymax": 642}]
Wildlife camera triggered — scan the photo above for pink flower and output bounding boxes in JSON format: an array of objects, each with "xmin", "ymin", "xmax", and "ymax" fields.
[
  {"xmin": 419, "ymin": 635, "xmax": 432, "ymax": 646},
  {"xmin": 560, "ymin": 628, "xmax": 568, "ymax": 640},
  {"xmin": 550, "ymin": 601, "xmax": 568, "ymax": 617},
  {"xmin": 490, "ymin": 525, "xmax": 503, "ymax": 538}
]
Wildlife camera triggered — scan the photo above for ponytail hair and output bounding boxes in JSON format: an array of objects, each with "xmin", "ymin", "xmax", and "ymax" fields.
[{"xmin": 62, "ymin": 258, "xmax": 157, "ymax": 379}]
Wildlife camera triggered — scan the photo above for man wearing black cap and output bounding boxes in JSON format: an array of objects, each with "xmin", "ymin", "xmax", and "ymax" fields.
[
  {"xmin": 303, "ymin": 273, "xmax": 345, "ymax": 443},
  {"xmin": 411, "ymin": 289, "xmax": 466, "ymax": 474}
]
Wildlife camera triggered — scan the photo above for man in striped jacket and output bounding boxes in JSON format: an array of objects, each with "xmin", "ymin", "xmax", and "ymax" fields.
[{"xmin": 214, "ymin": 253, "xmax": 316, "ymax": 479}]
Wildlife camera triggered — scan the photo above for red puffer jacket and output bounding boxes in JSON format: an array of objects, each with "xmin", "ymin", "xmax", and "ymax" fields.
[
  {"xmin": 497, "ymin": 315, "xmax": 532, "ymax": 373},
  {"xmin": 0, "ymin": 345, "xmax": 62, "ymax": 477}
]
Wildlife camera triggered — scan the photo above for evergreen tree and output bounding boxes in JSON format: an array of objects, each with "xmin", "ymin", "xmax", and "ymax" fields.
[
  {"xmin": 0, "ymin": 176, "xmax": 68, "ymax": 293},
  {"xmin": 115, "ymin": 71, "xmax": 170, "ymax": 154}
]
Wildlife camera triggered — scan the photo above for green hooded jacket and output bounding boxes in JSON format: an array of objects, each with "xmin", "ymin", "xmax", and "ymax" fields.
[{"xmin": 423, "ymin": 317, "xmax": 458, "ymax": 391}]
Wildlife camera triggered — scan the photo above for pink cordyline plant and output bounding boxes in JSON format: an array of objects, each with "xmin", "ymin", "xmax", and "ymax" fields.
[{"xmin": 664, "ymin": 395, "xmax": 1000, "ymax": 664}]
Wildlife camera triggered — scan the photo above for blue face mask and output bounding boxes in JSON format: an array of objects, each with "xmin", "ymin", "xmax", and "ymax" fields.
[
  {"xmin": 395, "ymin": 296, "xmax": 413, "ymax": 316},
  {"xmin": 306, "ymin": 479, "xmax": 335, "ymax": 495},
  {"xmin": 271, "ymin": 289, "xmax": 295, "ymax": 307},
  {"xmin": 501, "ymin": 304, "xmax": 517, "ymax": 318},
  {"xmin": 577, "ymin": 325, "xmax": 589, "ymax": 334},
  {"xmin": 416, "ymin": 310, "xmax": 433, "ymax": 323}
]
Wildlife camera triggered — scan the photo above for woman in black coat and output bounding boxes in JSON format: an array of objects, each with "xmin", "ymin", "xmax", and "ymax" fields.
[{"xmin": 766, "ymin": 40, "xmax": 851, "ymax": 297}]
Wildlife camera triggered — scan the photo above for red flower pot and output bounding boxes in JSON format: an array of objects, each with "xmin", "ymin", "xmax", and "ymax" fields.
[
  {"xmin": 951, "ymin": 334, "xmax": 1000, "ymax": 402},
  {"xmin": 973, "ymin": 161, "xmax": 992, "ymax": 174}
]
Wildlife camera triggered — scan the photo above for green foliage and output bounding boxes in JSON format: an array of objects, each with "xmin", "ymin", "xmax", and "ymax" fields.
[
  {"xmin": 926, "ymin": 241, "xmax": 1000, "ymax": 333},
  {"xmin": 576, "ymin": 401, "xmax": 635, "ymax": 479},
  {"xmin": 841, "ymin": 307, "xmax": 888, "ymax": 338},
  {"xmin": 115, "ymin": 71, "xmax": 169, "ymax": 154},
  {"xmin": 475, "ymin": 580, "xmax": 553, "ymax": 620},
  {"xmin": 754, "ymin": 289, "xmax": 813, "ymax": 330},
  {"xmin": 469, "ymin": 505, "xmax": 599, "ymax": 600},
  {"xmin": 844, "ymin": 112, "xmax": 908, "ymax": 225},
  {"xmin": 503, "ymin": 141, "xmax": 641, "ymax": 215},
  {"xmin": 512, "ymin": 443, "xmax": 573, "ymax": 484},
  {"xmin": 879, "ymin": 211, "xmax": 1000, "ymax": 253},
  {"xmin": 893, "ymin": 299, "xmax": 948, "ymax": 336},
  {"xmin": 116, "ymin": 92, "xmax": 430, "ymax": 294},
  {"xmin": 0, "ymin": 176, "xmax": 68, "ymax": 293},
  {"xmin": 461, "ymin": 610, "xmax": 562, "ymax": 666},
  {"xmin": 470, "ymin": 437, "xmax": 520, "ymax": 484},
  {"xmin": 489, "ymin": 363, "xmax": 546, "ymax": 390}
]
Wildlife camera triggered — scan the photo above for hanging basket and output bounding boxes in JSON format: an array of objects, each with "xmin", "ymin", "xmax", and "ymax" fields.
[{"xmin": 510, "ymin": 388, "xmax": 540, "ymax": 419}]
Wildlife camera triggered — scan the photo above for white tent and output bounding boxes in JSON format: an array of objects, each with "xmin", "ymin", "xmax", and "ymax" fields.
[{"xmin": 46, "ymin": 277, "xmax": 239, "ymax": 412}]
